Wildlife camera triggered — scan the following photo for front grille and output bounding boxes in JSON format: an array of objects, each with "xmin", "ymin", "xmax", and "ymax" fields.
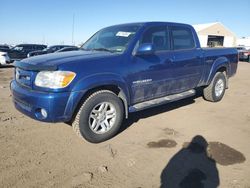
[{"xmin": 15, "ymin": 68, "xmax": 33, "ymax": 88}]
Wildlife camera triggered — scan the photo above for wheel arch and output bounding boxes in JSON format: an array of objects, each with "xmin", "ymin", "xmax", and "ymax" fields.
[
  {"xmin": 66, "ymin": 74, "xmax": 130, "ymax": 123},
  {"xmin": 206, "ymin": 57, "xmax": 229, "ymax": 87}
]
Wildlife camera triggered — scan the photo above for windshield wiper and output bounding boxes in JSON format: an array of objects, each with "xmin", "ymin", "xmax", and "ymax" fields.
[
  {"xmin": 80, "ymin": 48, "xmax": 91, "ymax": 51},
  {"xmin": 92, "ymin": 48, "xmax": 115, "ymax": 53}
]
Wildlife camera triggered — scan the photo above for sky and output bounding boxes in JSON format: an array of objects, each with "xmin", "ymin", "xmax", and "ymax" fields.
[{"xmin": 0, "ymin": 0, "xmax": 250, "ymax": 46}]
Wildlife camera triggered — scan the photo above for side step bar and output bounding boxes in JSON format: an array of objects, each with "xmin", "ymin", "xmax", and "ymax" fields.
[{"xmin": 129, "ymin": 89, "xmax": 196, "ymax": 112}]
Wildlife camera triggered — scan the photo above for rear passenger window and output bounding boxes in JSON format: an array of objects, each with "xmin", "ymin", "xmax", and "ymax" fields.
[
  {"xmin": 171, "ymin": 27, "xmax": 195, "ymax": 50},
  {"xmin": 140, "ymin": 26, "xmax": 169, "ymax": 51},
  {"xmin": 37, "ymin": 46, "xmax": 46, "ymax": 50},
  {"xmin": 23, "ymin": 46, "xmax": 33, "ymax": 51}
]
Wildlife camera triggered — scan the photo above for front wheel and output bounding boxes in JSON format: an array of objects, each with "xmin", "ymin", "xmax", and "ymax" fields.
[
  {"xmin": 72, "ymin": 90, "xmax": 124, "ymax": 143},
  {"xmin": 203, "ymin": 72, "xmax": 227, "ymax": 102}
]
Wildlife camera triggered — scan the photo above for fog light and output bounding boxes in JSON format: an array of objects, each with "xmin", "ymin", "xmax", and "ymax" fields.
[{"xmin": 41, "ymin": 108, "xmax": 48, "ymax": 118}]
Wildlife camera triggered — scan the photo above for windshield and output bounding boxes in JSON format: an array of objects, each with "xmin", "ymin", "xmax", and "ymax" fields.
[
  {"xmin": 13, "ymin": 46, "xmax": 23, "ymax": 51},
  {"xmin": 81, "ymin": 24, "xmax": 141, "ymax": 53},
  {"xmin": 43, "ymin": 47, "xmax": 53, "ymax": 52}
]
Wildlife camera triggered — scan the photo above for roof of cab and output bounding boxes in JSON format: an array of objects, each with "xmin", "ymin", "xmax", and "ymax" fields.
[
  {"xmin": 106, "ymin": 21, "xmax": 193, "ymax": 29},
  {"xmin": 16, "ymin": 44, "xmax": 47, "ymax": 47},
  {"xmin": 115, "ymin": 21, "xmax": 190, "ymax": 26}
]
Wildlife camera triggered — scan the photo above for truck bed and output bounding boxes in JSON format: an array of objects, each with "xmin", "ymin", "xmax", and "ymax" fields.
[{"xmin": 200, "ymin": 47, "xmax": 238, "ymax": 85}]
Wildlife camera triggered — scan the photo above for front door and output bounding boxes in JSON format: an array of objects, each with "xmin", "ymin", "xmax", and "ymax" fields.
[{"xmin": 128, "ymin": 25, "xmax": 175, "ymax": 104}]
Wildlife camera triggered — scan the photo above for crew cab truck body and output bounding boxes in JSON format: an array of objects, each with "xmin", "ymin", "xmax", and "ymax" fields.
[{"xmin": 10, "ymin": 22, "xmax": 238, "ymax": 143}]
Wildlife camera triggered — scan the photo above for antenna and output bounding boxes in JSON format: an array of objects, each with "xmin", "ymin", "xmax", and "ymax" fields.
[
  {"xmin": 72, "ymin": 14, "xmax": 75, "ymax": 45},
  {"xmin": 42, "ymin": 35, "xmax": 45, "ymax": 44}
]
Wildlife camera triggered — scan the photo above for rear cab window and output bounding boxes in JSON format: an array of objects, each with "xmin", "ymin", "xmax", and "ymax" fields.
[{"xmin": 170, "ymin": 26, "xmax": 195, "ymax": 50}]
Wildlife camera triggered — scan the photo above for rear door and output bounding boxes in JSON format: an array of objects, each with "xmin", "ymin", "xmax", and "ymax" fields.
[{"xmin": 169, "ymin": 26, "xmax": 204, "ymax": 92}]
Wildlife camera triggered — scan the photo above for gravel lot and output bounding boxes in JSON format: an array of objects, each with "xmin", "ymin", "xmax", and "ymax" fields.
[{"xmin": 0, "ymin": 62, "xmax": 249, "ymax": 188}]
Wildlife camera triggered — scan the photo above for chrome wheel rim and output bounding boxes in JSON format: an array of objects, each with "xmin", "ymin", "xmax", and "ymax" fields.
[
  {"xmin": 215, "ymin": 79, "xmax": 224, "ymax": 97},
  {"xmin": 89, "ymin": 102, "xmax": 116, "ymax": 134}
]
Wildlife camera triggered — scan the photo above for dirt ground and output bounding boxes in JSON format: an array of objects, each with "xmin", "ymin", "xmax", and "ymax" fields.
[{"xmin": 0, "ymin": 62, "xmax": 250, "ymax": 188}]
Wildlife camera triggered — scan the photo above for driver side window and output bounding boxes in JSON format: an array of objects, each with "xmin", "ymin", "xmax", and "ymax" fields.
[{"xmin": 140, "ymin": 26, "xmax": 170, "ymax": 51}]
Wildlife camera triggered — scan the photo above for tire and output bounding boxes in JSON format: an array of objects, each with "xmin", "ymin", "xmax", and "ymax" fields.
[
  {"xmin": 203, "ymin": 72, "xmax": 227, "ymax": 102},
  {"xmin": 72, "ymin": 90, "xmax": 124, "ymax": 143}
]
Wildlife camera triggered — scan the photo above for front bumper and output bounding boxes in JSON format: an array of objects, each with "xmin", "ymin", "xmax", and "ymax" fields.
[{"xmin": 10, "ymin": 80, "xmax": 73, "ymax": 122}]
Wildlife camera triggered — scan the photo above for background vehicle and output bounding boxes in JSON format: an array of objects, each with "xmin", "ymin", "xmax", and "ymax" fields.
[
  {"xmin": 8, "ymin": 44, "xmax": 47, "ymax": 62},
  {"xmin": 244, "ymin": 46, "xmax": 250, "ymax": 50},
  {"xmin": 11, "ymin": 22, "xmax": 238, "ymax": 143},
  {"xmin": 27, "ymin": 45, "xmax": 76, "ymax": 57},
  {"xmin": 237, "ymin": 47, "xmax": 250, "ymax": 62},
  {"xmin": 0, "ymin": 52, "xmax": 11, "ymax": 66},
  {"xmin": 236, "ymin": 46, "xmax": 246, "ymax": 53},
  {"xmin": 0, "ymin": 45, "xmax": 11, "ymax": 53},
  {"xmin": 55, "ymin": 46, "xmax": 79, "ymax": 53}
]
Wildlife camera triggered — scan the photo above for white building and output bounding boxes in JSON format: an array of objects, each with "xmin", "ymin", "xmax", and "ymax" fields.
[{"xmin": 192, "ymin": 22, "xmax": 237, "ymax": 47}]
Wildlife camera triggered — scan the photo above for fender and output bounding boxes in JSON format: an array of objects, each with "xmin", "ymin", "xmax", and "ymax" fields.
[
  {"xmin": 63, "ymin": 72, "xmax": 130, "ymax": 120},
  {"xmin": 206, "ymin": 56, "xmax": 230, "ymax": 85}
]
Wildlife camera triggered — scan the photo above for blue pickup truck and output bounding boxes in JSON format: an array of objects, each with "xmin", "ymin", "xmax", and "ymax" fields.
[{"xmin": 11, "ymin": 22, "xmax": 238, "ymax": 143}]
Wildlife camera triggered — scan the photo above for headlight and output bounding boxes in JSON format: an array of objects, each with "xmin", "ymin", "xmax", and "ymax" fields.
[{"xmin": 35, "ymin": 71, "xmax": 76, "ymax": 89}]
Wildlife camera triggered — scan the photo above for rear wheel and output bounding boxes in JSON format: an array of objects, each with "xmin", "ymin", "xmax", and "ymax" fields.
[
  {"xmin": 72, "ymin": 90, "xmax": 124, "ymax": 143},
  {"xmin": 203, "ymin": 72, "xmax": 227, "ymax": 102}
]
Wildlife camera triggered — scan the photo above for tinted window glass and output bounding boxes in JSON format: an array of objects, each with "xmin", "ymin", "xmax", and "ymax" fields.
[
  {"xmin": 37, "ymin": 46, "xmax": 45, "ymax": 50},
  {"xmin": 50, "ymin": 46, "xmax": 58, "ymax": 52},
  {"xmin": 236, "ymin": 47, "xmax": 246, "ymax": 50},
  {"xmin": 58, "ymin": 46, "xmax": 65, "ymax": 50},
  {"xmin": 171, "ymin": 27, "xmax": 195, "ymax": 50},
  {"xmin": 13, "ymin": 46, "xmax": 23, "ymax": 51},
  {"xmin": 140, "ymin": 26, "xmax": 169, "ymax": 51},
  {"xmin": 23, "ymin": 45, "xmax": 33, "ymax": 50}
]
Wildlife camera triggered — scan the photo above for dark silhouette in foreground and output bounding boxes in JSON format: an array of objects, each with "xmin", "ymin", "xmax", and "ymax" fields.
[{"xmin": 161, "ymin": 135, "xmax": 220, "ymax": 188}]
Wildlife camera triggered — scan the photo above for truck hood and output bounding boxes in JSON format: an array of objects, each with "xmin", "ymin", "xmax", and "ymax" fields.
[{"xmin": 14, "ymin": 50, "xmax": 118, "ymax": 71}]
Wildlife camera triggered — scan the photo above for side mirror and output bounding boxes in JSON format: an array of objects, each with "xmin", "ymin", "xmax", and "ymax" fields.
[{"xmin": 135, "ymin": 43, "xmax": 155, "ymax": 56}]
